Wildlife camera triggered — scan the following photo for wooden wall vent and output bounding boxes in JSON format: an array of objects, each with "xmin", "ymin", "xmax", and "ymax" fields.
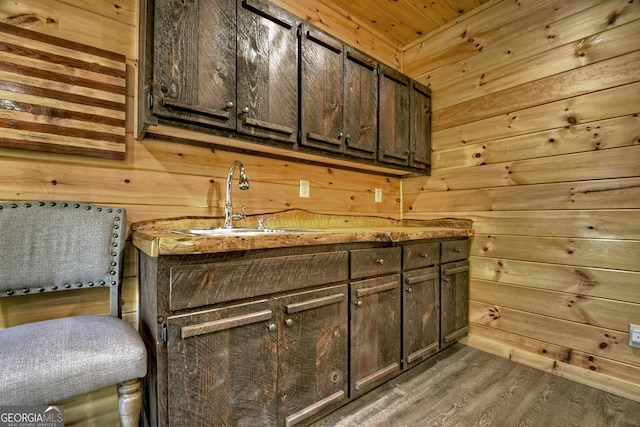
[{"xmin": 0, "ymin": 23, "xmax": 126, "ymax": 160}]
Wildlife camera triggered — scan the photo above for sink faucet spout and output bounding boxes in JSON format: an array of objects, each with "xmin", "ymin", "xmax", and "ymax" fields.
[{"xmin": 224, "ymin": 160, "xmax": 250, "ymax": 228}]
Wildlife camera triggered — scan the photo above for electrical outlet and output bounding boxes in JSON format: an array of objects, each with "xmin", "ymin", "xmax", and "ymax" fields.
[
  {"xmin": 375, "ymin": 188, "xmax": 382, "ymax": 203},
  {"xmin": 630, "ymin": 324, "xmax": 640, "ymax": 348},
  {"xmin": 299, "ymin": 180, "xmax": 310, "ymax": 198}
]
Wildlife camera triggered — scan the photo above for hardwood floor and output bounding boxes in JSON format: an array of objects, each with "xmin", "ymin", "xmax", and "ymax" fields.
[{"xmin": 309, "ymin": 344, "xmax": 640, "ymax": 427}]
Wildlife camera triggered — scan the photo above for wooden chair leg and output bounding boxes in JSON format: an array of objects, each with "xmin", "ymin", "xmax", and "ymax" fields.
[{"xmin": 118, "ymin": 379, "xmax": 142, "ymax": 427}]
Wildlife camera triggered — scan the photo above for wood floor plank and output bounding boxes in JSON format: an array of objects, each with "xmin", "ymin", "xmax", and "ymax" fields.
[{"xmin": 309, "ymin": 345, "xmax": 640, "ymax": 426}]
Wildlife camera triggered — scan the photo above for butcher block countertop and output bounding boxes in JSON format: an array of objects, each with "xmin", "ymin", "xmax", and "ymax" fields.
[{"xmin": 131, "ymin": 209, "xmax": 473, "ymax": 257}]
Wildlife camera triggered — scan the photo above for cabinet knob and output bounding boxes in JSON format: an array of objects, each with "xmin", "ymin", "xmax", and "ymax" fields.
[
  {"xmin": 225, "ymin": 101, "xmax": 234, "ymax": 109},
  {"xmin": 405, "ymin": 287, "xmax": 413, "ymax": 293},
  {"xmin": 355, "ymin": 300, "xmax": 362, "ymax": 307},
  {"xmin": 284, "ymin": 318, "xmax": 293, "ymax": 327},
  {"xmin": 242, "ymin": 106, "xmax": 250, "ymax": 113},
  {"xmin": 454, "ymin": 248, "xmax": 462, "ymax": 253},
  {"xmin": 268, "ymin": 323, "xmax": 276, "ymax": 332},
  {"xmin": 420, "ymin": 253, "xmax": 428, "ymax": 258},
  {"xmin": 376, "ymin": 258, "xmax": 384, "ymax": 265},
  {"xmin": 444, "ymin": 278, "xmax": 450, "ymax": 283},
  {"xmin": 337, "ymin": 132, "xmax": 343, "ymax": 140}
]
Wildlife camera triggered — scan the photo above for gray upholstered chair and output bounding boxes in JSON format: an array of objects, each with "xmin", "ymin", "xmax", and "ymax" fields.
[{"xmin": 0, "ymin": 201, "xmax": 147, "ymax": 427}]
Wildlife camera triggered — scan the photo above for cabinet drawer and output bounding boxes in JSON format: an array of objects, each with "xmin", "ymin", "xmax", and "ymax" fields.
[
  {"xmin": 403, "ymin": 242, "xmax": 439, "ymax": 270},
  {"xmin": 170, "ymin": 251, "xmax": 348, "ymax": 311},
  {"xmin": 440, "ymin": 239, "xmax": 469, "ymax": 263},
  {"xmin": 350, "ymin": 247, "xmax": 401, "ymax": 279}
]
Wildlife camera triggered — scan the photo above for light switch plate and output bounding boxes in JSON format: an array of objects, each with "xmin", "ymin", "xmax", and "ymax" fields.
[
  {"xmin": 375, "ymin": 188, "xmax": 382, "ymax": 203},
  {"xmin": 630, "ymin": 324, "xmax": 640, "ymax": 348}
]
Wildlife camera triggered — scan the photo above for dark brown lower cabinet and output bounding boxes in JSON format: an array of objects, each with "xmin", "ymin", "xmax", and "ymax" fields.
[
  {"xmin": 139, "ymin": 239, "xmax": 468, "ymax": 426},
  {"xmin": 167, "ymin": 299, "xmax": 278, "ymax": 426},
  {"xmin": 402, "ymin": 266, "xmax": 440, "ymax": 369},
  {"xmin": 278, "ymin": 285, "xmax": 348, "ymax": 426},
  {"xmin": 440, "ymin": 260, "xmax": 470, "ymax": 348},
  {"xmin": 165, "ymin": 285, "xmax": 348, "ymax": 427},
  {"xmin": 350, "ymin": 274, "xmax": 402, "ymax": 398}
]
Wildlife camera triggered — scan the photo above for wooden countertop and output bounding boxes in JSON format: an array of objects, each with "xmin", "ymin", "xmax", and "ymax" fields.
[{"xmin": 131, "ymin": 209, "xmax": 473, "ymax": 257}]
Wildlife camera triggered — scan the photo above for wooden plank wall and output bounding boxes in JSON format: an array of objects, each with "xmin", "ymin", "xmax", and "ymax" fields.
[
  {"xmin": 0, "ymin": 0, "xmax": 401, "ymax": 424},
  {"xmin": 403, "ymin": 0, "xmax": 640, "ymax": 402}
]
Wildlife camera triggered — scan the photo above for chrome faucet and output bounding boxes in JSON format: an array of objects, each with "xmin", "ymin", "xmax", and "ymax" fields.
[{"xmin": 223, "ymin": 160, "xmax": 250, "ymax": 228}]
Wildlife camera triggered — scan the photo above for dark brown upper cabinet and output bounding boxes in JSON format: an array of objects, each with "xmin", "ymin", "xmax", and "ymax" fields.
[
  {"xmin": 378, "ymin": 65, "xmax": 431, "ymax": 172},
  {"xmin": 236, "ymin": 0, "xmax": 299, "ymax": 144},
  {"xmin": 138, "ymin": 0, "xmax": 430, "ymax": 174},
  {"xmin": 299, "ymin": 25, "xmax": 344, "ymax": 153},
  {"xmin": 152, "ymin": 0, "xmax": 237, "ymax": 130},
  {"xmin": 343, "ymin": 48, "xmax": 378, "ymax": 160},
  {"xmin": 300, "ymin": 25, "xmax": 378, "ymax": 159},
  {"xmin": 410, "ymin": 80, "xmax": 432, "ymax": 170}
]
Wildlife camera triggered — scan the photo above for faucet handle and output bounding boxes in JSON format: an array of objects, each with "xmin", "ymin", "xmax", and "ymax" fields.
[
  {"xmin": 231, "ymin": 205, "xmax": 247, "ymax": 222},
  {"xmin": 257, "ymin": 216, "xmax": 276, "ymax": 230}
]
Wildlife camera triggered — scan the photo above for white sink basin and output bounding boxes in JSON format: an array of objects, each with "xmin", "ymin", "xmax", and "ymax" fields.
[{"xmin": 170, "ymin": 227, "xmax": 320, "ymax": 236}]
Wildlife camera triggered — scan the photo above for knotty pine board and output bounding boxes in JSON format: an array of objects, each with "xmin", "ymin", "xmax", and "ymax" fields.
[
  {"xmin": 0, "ymin": 22, "xmax": 126, "ymax": 159},
  {"xmin": 470, "ymin": 259, "xmax": 640, "ymax": 304},
  {"xmin": 431, "ymin": 82, "xmax": 640, "ymax": 150},
  {"xmin": 416, "ymin": 1, "xmax": 640, "ymax": 94},
  {"xmin": 432, "ymin": 114, "xmax": 640, "ymax": 169}
]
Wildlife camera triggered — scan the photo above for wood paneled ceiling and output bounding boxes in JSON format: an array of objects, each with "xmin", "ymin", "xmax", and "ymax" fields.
[{"xmin": 323, "ymin": 0, "xmax": 491, "ymax": 47}]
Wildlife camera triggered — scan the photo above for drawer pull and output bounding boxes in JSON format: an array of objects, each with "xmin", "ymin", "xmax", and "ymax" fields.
[
  {"xmin": 181, "ymin": 309, "xmax": 272, "ymax": 338},
  {"xmin": 454, "ymin": 248, "xmax": 462, "ymax": 253},
  {"xmin": 355, "ymin": 280, "xmax": 398, "ymax": 298},
  {"xmin": 286, "ymin": 293, "xmax": 345, "ymax": 314},
  {"xmin": 405, "ymin": 272, "xmax": 438, "ymax": 285},
  {"xmin": 443, "ymin": 265, "xmax": 469, "ymax": 276}
]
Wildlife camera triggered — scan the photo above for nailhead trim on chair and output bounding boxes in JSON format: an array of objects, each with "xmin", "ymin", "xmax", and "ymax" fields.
[{"xmin": 0, "ymin": 201, "xmax": 125, "ymax": 297}]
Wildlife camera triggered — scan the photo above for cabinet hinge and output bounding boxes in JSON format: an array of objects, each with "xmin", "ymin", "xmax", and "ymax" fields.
[
  {"xmin": 161, "ymin": 321, "xmax": 167, "ymax": 344},
  {"xmin": 147, "ymin": 91, "xmax": 154, "ymax": 110}
]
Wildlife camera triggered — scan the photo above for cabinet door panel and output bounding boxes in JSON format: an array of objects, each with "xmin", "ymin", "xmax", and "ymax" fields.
[
  {"xmin": 237, "ymin": 0, "xmax": 298, "ymax": 144},
  {"xmin": 403, "ymin": 267, "xmax": 439, "ymax": 368},
  {"xmin": 279, "ymin": 285, "xmax": 348, "ymax": 426},
  {"xmin": 343, "ymin": 48, "xmax": 377, "ymax": 159},
  {"xmin": 167, "ymin": 300, "xmax": 277, "ymax": 426},
  {"xmin": 410, "ymin": 81, "xmax": 431, "ymax": 170},
  {"xmin": 300, "ymin": 25, "xmax": 344, "ymax": 152},
  {"xmin": 350, "ymin": 275, "xmax": 401, "ymax": 397},
  {"xmin": 378, "ymin": 65, "xmax": 410, "ymax": 166},
  {"xmin": 153, "ymin": 0, "xmax": 236, "ymax": 130},
  {"xmin": 441, "ymin": 260, "xmax": 470, "ymax": 347}
]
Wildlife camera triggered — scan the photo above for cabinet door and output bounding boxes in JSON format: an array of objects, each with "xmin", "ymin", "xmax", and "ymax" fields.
[
  {"xmin": 378, "ymin": 65, "xmax": 410, "ymax": 167},
  {"xmin": 343, "ymin": 47, "xmax": 377, "ymax": 160},
  {"xmin": 278, "ymin": 285, "xmax": 349, "ymax": 426},
  {"xmin": 410, "ymin": 80, "xmax": 431, "ymax": 171},
  {"xmin": 350, "ymin": 274, "xmax": 401, "ymax": 397},
  {"xmin": 300, "ymin": 24, "xmax": 345, "ymax": 152},
  {"xmin": 166, "ymin": 300, "xmax": 277, "ymax": 426},
  {"xmin": 153, "ymin": 0, "xmax": 236, "ymax": 130},
  {"xmin": 441, "ymin": 260, "xmax": 470, "ymax": 348},
  {"xmin": 237, "ymin": 0, "xmax": 298, "ymax": 144},
  {"xmin": 403, "ymin": 267, "xmax": 440, "ymax": 369}
]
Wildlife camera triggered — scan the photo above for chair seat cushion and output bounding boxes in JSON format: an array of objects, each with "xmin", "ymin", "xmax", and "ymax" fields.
[{"xmin": 0, "ymin": 315, "xmax": 147, "ymax": 405}]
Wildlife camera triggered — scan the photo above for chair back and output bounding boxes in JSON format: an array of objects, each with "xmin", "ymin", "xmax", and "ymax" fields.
[{"xmin": 0, "ymin": 201, "xmax": 126, "ymax": 317}]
